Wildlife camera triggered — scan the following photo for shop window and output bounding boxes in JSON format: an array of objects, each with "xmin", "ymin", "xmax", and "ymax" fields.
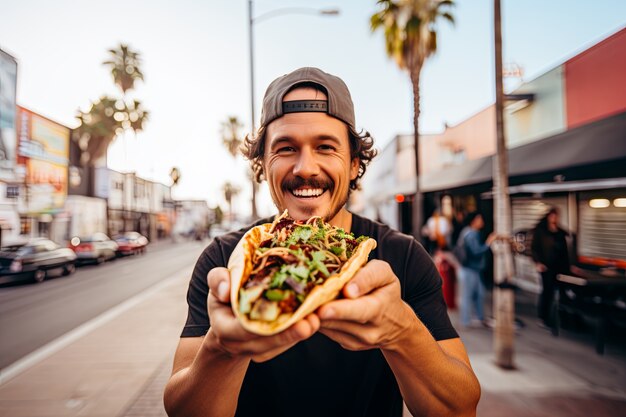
[{"xmin": 6, "ymin": 186, "xmax": 19, "ymax": 199}]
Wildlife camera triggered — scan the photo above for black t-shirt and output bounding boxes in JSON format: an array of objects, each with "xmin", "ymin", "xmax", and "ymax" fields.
[{"xmin": 182, "ymin": 213, "xmax": 458, "ymax": 417}]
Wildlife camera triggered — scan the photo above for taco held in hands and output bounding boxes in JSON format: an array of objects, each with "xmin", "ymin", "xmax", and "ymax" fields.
[{"xmin": 228, "ymin": 211, "xmax": 377, "ymax": 335}]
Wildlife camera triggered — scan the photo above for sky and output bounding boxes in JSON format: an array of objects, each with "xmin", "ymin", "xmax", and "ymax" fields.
[{"xmin": 1, "ymin": 0, "xmax": 625, "ymax": 219}]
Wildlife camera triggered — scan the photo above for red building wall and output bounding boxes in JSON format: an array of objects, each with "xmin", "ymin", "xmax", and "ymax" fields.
[{"xmin": 565, "ymin": 28, "xmax": 626, "ymax": 128}]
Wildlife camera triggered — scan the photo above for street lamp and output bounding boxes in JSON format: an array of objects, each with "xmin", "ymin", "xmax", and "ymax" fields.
[
  {"xmin": 247, "ymin": 1, "xmax": 340, "ymax": 135},
  {"xmin": 246, "ymin": 1, "xmax": 339, "ymax": 219}
]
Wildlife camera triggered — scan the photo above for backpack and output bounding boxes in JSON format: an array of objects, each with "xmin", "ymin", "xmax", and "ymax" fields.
[{"xmin": 453, "ymin": 227, "xmax": 470, "ymax": 266}]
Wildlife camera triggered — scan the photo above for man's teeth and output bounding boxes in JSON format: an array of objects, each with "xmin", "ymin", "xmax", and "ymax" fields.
[{"xmin": 292, "ymin": 188, "xmax": 324, "ymax": 197}]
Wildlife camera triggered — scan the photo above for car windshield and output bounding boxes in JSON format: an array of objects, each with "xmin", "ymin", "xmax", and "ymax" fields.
[
  {"xmin": 1, "ymin": 244, "xmax": 26, "ymax": 252},
  {"xmin": 0, "ymin": 244, "xmax": 33, "ymax": 256}
]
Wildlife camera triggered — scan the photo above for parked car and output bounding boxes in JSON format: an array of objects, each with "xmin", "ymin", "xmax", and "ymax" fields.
[
  {"xmin": 68, "ymin": 232, "xmax": 118, "ymax": 264},
  {"xmin": 113, "ymin": 232, "xmax": 149, "ymax": 256},
  {"xmin": 0, "ymin": 238, "xmax": 77, "ymax": 284}
]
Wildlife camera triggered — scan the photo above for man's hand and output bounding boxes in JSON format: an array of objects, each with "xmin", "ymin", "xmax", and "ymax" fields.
[
  {"xmin": 205, "ymin": 267, "xmax": 320, "ymax": 363},
  {"xmin": 535, "ymin": 263, "xmax": 547, "ymax": 272},
  {"xmin": 316, "ymin": 260, "xmax": 415, "ymax": 352}
]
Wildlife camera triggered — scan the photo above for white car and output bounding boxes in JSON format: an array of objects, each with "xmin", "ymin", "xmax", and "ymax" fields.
[{"xmin": 69, "ymin": 232, "xmax": 119, "ymax": 264}]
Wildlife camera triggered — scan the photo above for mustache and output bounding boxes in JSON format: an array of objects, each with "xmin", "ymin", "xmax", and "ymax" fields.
[{"xmin": 282, "ymin": 176, "xmax": 334, "ymax": 192}]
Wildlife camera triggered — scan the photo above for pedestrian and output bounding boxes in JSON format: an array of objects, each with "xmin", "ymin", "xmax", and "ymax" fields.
[
  {"xmin": 451, "ymin": 209, "xmax": 466, "ymax": 248},
  {"xmin": 531, "ymin": 207, "xmax": 571, "ymax": 329},
  {"xmin": 434, "ymin": 249, "xmax": 459, "ymax": 310},
  {"xmin": 163, "ymin": 67, "xmax": 480, "ymax": 417},
  {"xmin": 423, "ymin": 209, "xmax": 452, "ymax": 255},
  {"xmin": 457, "ymin": 211, "xmax": 496, "ymax": 328}
]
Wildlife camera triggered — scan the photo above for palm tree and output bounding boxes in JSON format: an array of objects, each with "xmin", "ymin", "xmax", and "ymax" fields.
[
  {"xmin": 73, "ymin": 44, "xmax": 149, "ymax": 201},
  {"xmin": 222, "ymin": 181, "xmax": 240, "ymax": 221},
  {"xmin": 169, "ymin": 167, "xmax": 181, "ymax": 186},
  {"xmin": 492, "ymin": 0, "xmax": 515, "ymax": 369},
  {"xmin": 220, "ymin": 116, "xmax": 258, "ymax": 219},
  {"xmin": 221, "ymin": 116, "xmax": 244, "ymax": 158},
  {"xmin": 74, "ymin": 96, "xmax": 149, "ymax": 166},
  {"xmin": 103, "ymin": 44, "xmax": 144, "ymax": 94},
  {"xmin": 371, "ymin": 0, "xmax": 454, "ymax": 237}
]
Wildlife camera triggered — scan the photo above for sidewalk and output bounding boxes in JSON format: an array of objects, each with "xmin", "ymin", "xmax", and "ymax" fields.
[
  {"xmin": 1, "ymin": 272, "xmax": 625, "ymax": 417},
  {"xmin": 450, "ymin": 289, "xmax": 626, "ymax": 417},
  {"xmin": 0, "ymin": 267, "xmax": 191, "ymax": 417}
]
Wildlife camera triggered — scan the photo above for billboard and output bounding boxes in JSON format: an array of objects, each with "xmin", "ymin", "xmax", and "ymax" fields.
[
  {"xmin": 16, "ymin": 107, "xmax": 70, "ymax": 213},
  {"xmin": 0, "ymin": 49, "xmax": 18, "ymax": 180}
]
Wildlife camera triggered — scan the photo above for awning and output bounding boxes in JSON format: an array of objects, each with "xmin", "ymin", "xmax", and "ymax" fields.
[
  {"xmin": 507, "ymin": 178, "xmax": 626, "ymax": 194},
  {"xmin": 480, "ymin": 177, "xmax": 626, "ymax": 198},
  {"xmin": 420, "ymin": 111, "xmax": 626, "ymax": 193}
]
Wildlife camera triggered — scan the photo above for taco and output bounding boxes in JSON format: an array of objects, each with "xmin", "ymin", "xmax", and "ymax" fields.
[{"xmin": 228, "ymin": 211, "xmax": 377, "ymax": 335}]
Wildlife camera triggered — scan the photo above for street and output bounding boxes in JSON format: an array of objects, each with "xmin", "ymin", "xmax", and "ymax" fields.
[{"xmin": 0, "ymin": 239, "xmax": 206, "ymax": 370}]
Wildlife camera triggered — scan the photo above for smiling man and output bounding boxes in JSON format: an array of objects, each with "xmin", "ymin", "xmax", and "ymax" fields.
[{"xmin": 164, "ymin": 67, "xmax": 480, "ymax": 417}]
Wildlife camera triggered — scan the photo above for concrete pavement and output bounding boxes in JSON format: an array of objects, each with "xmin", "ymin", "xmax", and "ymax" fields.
[
  {"xmin": 450, "ymin": 290, "xmax": 626, "ymax": 417},
  {"xmin": 1, "ymin": 267, "xmax": 625, "ymax": 417},
  {"xmin": 0, "ymin": 265, "xmax": 191, "ymax": 417}
]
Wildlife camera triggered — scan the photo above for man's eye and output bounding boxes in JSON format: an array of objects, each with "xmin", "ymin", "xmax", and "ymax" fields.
[
  {"xmin": 318, "ymin": 144, "xmax": 336, "ymax": 152},
  {"xmin": 276, "ymin": 146, "xmax": 295, "ymax": 153}
]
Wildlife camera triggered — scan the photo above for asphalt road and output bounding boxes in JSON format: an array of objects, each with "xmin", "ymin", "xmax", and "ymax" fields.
[{"xmin": 0, "ymin": 239, "xmax": 207, "ymax": 370}]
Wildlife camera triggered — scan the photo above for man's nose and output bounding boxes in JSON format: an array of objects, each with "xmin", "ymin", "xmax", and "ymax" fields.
[{"xmin": 292, "ymin": 148, "xmax": 320, "ymax": 177}]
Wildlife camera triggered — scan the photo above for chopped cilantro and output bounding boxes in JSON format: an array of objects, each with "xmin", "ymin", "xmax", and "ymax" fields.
[
  {"xmin": 269, "ymin": 269, "xmax": 289, "ymax": 288},
  {"xmin": 265, "ymin": 289, "xmax": 289, "ymax": 301},
  {"xmin": 330, "ymin": 246, "xmax": 344, "ymax": 256},
  {"xmin": 287, "ymin": 264, "xmax": 310, "ymax": 280},
  {"xmin": 309, "ymin": 250, "xmax": 330, "ymax": 276},
  {"xmin": 286, "ymin": 226, "xmax": 313, "ymax": 245}
]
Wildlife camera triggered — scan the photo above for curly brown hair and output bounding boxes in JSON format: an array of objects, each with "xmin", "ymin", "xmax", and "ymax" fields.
[{"xmin": 242, "ymin": 124, "xmax": 377, "ymax": 192}]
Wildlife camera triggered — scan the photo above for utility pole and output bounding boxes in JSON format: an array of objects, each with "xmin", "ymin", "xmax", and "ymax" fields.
[
  {"xmin": 248, "ymin": 0, "xmax": 259, "ymax": 220},
  {"xmin": 493, "ymin": 0, "xmax": 516, "ymax": 369}
]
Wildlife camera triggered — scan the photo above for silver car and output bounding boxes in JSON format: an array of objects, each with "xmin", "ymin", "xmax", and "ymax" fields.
[{"xmin": 69, "ymin": 232, "xmax": 119, "ymax": 264}]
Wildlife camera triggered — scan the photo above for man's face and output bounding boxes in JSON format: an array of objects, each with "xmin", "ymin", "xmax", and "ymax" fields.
[
  {"xmin": 472, "ymin": 214, "xmax": 484, "ymax": 230},
  {"xmin": 263, "ymin": 87, "xmax": 359, "ymax": 223},
  {"xmin": 548, "ymin": 212, "xmax": 558, "ymax": 227}
]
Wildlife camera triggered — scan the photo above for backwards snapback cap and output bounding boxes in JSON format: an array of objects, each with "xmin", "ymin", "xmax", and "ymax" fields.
[{"xmin": 259, "ymin": 67, "xmax": 356, "ymax": 129}]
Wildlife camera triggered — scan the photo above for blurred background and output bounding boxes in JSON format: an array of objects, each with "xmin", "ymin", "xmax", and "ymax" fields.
[{"xmin": 0, "ymin": 1, "xmax": 625, "ymax": 416}]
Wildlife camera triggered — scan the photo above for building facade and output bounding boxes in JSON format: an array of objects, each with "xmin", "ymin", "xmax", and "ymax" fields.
[{"xmin": 361, "ymin": 27, "xmax": 626, "ymax": 292}]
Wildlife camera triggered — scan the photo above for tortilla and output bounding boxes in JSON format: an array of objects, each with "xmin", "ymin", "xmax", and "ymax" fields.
[{"xmin": 228, "ymin": 222, "xmax": 377, "ymax": 336}]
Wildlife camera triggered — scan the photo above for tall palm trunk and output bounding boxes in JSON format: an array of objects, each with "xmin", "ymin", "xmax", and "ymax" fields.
[
  {"xmin": 410, "ymin": 65, "xmax": 423, "ymax": 238},
  {"xmin": 251, "ymin": 180, "xmax": 258, "ymax": 220},
  {"xmin": 493, "ymin": 0, "xmax": 515, "ymax": 369}
]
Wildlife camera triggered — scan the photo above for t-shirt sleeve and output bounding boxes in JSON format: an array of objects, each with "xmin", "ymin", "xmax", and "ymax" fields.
[
  {"xmin": 180, "ymin": 240, "xmax": 226, "ymax": 337},
  {"xmin": 402, "ymin": 239, "xmax": 459, "ymax": 341}
]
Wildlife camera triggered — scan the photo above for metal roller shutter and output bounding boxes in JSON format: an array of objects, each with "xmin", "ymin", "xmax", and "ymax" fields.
[{"xmin": 579, "ymin": 200, "xmax": 626, "ymax": 263}]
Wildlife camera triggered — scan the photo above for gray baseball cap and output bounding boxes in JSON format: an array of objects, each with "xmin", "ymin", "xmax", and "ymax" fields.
[{"xmin": 259, "ymin": 67, "xmax": 356, "ymax": 129}]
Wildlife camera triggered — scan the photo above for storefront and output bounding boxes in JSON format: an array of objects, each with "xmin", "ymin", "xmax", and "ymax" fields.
[{"xmin": 15, "ymin": 106, "xmax": 70, "ymax": 243}]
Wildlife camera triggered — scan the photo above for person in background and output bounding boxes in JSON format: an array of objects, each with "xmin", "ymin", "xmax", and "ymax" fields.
[
  {"xmin": 458, "ymin": 211, "xmax": 496, "ymax": 328},
  {"xmin": 451, "ymin": 210, "xmax": 466, "ymax": 248},
  {"xmin": 423, "ymin": 209, "xmax": 451, "ymax": 255},
  {"xmin": 531, "ymin": 207, "xmax": 571, "ymax": 329}
]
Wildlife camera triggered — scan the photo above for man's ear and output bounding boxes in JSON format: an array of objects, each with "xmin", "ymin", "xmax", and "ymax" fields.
[{"xmin": 350, "ymin": 158, "xmax": 360, "ymax": 181}]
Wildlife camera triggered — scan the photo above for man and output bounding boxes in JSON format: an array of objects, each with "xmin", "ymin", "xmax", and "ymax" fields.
[
  {"xmin": 457, "ymin": 212, "xmax": 496, "ymax": 328},
  {"xmin": 531, "ymin": 207, "xmax": 571, "ymax": 328},
  {"xmin": 164, "ymin": 67, "xmax": 480, "ymax": 417}
]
